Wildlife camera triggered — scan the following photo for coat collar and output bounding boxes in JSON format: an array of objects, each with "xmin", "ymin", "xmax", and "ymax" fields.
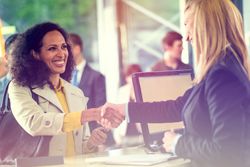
[{"xmin": 31, "ymin": 79, "xmax": 85, "ymax": 112}]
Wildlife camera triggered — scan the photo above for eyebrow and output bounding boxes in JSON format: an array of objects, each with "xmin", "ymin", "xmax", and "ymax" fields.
[{"xmin": 44, "ymin": 43, "xmax": 67, "ymax": 47}]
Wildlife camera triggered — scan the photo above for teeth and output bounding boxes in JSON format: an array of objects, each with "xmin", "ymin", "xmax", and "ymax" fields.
[{"xmin": 53, "ymin": 60, "xmax": 64, "ymax": 65}]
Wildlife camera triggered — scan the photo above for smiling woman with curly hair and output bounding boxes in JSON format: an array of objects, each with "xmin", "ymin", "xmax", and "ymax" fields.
[
  {"xmin": 11, "ymin": 22, "xmax": 74, "ymax": 87},
  {"xmin": 6, "ymin": 22, "xmax": 123, "ymax": 158}
]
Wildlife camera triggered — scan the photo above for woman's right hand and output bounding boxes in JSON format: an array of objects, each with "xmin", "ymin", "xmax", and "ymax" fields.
[
  {"xmin": 81, "ymin": 104, "xmax": 125, "ymax": 129},
  {"xmin": 99, "ymin": 103, "xmax": 125, "ymax": 129}
]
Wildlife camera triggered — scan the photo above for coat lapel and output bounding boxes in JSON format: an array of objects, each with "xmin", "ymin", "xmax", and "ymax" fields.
[
  {"xmin": 62, "ymin": 79, "xmax": 88, "ymax": 113},
  {"xmin": 32, "ymin": 79, "xmax": 88, "ymax": 113},
  {"xmin": 32, "ymin": 84, "xmax": 64, "ymax": 112}
]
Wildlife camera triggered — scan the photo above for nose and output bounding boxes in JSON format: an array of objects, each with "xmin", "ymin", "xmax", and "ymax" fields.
[
  {"xmin": 57, "ymin": 48, "xmax": 66, "ymax": 57},
  {"xmin": 186, "ymin": 34, "xmax": 193, "ymax": 42}
]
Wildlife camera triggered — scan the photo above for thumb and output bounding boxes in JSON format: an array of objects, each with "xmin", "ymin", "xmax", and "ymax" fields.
[{"xmin": 100, "ymin": 104, "xmax": 107, "ymax": 117}]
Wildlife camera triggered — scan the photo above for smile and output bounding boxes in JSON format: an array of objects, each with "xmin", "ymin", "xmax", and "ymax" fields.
[{"xmin": 52, "ymin": 59, "xmax": 65, "ymax": 67}]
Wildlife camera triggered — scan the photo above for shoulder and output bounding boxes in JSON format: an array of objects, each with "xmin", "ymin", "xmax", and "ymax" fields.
[
  {"xmin": 85, "ymin": 64, "xmax": 105, "ymax": 79},
  {"xmin": 208, "ymin": 49, "xmax": 245, "ymax": 79},
  {"xmin": 8, "ymin": 80, "xmax": 30, "ymax": 94},
  {"xmin": 8, "ymin": 80, "xmax": 34, "ymax": 104},
  {"xmin": 151, "ymin": 60, "xmax": 165, "ymax": 71},
  {"xmin": 205, "ymin": 49, "xmax": 250, "ymax": 92}
]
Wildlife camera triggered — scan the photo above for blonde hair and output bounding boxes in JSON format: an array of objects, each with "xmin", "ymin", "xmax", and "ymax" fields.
[{"xmin": 185, "ymin": 0, "xmax": 250, "ymax": 83}]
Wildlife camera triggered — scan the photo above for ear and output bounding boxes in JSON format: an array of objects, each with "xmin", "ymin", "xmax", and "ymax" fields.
[
  {"xmin": 75, "ymin": 45, "xmax": 81, "ymax": 54},
  {"xmin": 162, "ymin": 43, "xmax": 168, "ymax": 51},
  {"xmin": 31, "ymin": 50, "xmax": 40, "ymax": 60},
  {"xmin": 165, "ymin": 44, "xmax": 172, "ymax": 51}
]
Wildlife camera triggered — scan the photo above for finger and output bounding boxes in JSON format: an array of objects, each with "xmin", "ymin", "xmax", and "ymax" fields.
[
  {"xmin": 111, "ymin": 116, "xmax": 124, "ymax": 126},
  {"xmin": 111, "ymin": 111, "xmax": 125, "ymax": 122},
  {"xmin": 100, "ymin": 119, "xmax": 109, "ymax": 129},
  {"xmin": 104, "ymin": 108, "xmax": 124, "ymax": 127},
  {"xmin": 96, "ymin": 132, "xmax": 107, "ymax": 144},
  {"xmin": 95, "ymin": 128, "xmax": 106, "ymax": 137},
  {"xmin": 101, "ymin": 103, "xmax": 112, "ymax": 117},
  {"xmin": 89, "ymin": 136, "xmax": 98, "ymax": 146},
  {"xmin": 92, "ymin": 130, "xmax": 107, "ymax": 144},
  {"xmin": 101, "ymin": 105, "xmax": 107, "ymax": 117},
  {"xmin": 99, "ymin": 118, "xmax": 105, "ymax": 127},
  {"xmin": 103, "ymin": 119, "xmax": 112, "ymax": 129}
]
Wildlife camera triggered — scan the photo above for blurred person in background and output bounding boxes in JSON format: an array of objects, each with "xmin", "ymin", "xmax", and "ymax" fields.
[
  {"xmin": 151, "ymin": 31, "xmax": 192, "ymax": 71},
  {"xmin": 0, "ymin": 33, "xmax": 19, "ymax": 102},
  {"xmin": 69, "ymin": 33, "xmax": 115, "ymax": 148},
  {"xmin": 0, "ymin": 57, "xmax": 8, "ymax": 79}
]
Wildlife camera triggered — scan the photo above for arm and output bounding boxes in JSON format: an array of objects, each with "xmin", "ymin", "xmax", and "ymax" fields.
[
  {"xmin": 8, "ymin": 81, "xmax": 65, "ymax": 136},
  {"xmin": 176, "ymin": 69, "xmax": 247, "ymax": 166},
  {"xmin": 9, "ymin": 81, "xmax": 102, "ymax": 135},
  {"xmin": 63, "ymin": 108, "xmax": 101, "ymax": 132},
  {"xmin": 128, "ymin": 87, "xmax": 192, "ymax": 123}
]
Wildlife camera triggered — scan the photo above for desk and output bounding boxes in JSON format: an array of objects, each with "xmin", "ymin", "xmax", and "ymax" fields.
[{"xmin": 39, "ymin": 147, "xmax": 191, "ymax": 167}]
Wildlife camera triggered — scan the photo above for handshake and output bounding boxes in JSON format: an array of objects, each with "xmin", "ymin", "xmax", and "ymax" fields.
[{"xmin": 81, "ymin": 103, "xmax": 126, "ymax": 129}]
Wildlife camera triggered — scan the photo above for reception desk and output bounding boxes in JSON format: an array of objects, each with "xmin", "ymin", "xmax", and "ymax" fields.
[{"xmin": 38, "ymin": 146, "xmax": 191, "ymax": 167}]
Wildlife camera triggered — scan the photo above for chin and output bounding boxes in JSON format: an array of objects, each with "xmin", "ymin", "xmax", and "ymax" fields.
[{"xmin": 53, "ymin": 69, "xmax": 66, "ymax": 75}]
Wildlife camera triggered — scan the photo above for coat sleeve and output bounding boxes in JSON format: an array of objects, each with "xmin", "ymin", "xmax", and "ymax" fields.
[
  {"xmin": 127, "ymin": 87, "xmax": 192, "ymax": 123},
  {"xmin": 175, "ymin": 69, "xmax": 247, "ymax": 166}
]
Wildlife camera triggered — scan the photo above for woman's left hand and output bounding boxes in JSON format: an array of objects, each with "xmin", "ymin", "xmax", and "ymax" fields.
[
  {"xmin": 87, "ymin": 127, "xmax": 107, "ymax": 149},
  {"xmin": 162, "ymin": 131, "xmax": 178, "ymax": 153}
]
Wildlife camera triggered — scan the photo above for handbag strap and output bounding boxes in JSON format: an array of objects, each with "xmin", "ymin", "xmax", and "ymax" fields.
[
  {"xmin": 0, "ymin": 81, "xmax": 38, "ymax": 114},
  {"xmin": 0, "ymin": 81, "xmax": 11, "ymax": 113}
]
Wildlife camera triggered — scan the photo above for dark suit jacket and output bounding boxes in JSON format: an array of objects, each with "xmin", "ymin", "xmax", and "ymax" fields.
[
  {"xmin": 78, "ymin": 64, "xmax": 115, "ymax": 145},
  {"xmin": 128, "ymin": 48, "xmax": 250, "ymax": 167}
]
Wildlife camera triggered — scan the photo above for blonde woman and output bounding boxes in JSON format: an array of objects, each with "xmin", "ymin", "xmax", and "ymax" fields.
[{"xmin": 101, "ymin": 0, "xmax": 250, "ymax": 167}]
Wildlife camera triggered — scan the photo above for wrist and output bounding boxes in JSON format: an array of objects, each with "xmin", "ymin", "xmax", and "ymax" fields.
[{"xmin": 81, "ymin": 108, "xmax": 101, "ymax": 123}]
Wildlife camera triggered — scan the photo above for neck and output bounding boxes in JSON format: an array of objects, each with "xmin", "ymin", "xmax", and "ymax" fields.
[
  {"xmin": 164, "ymin": 52, "xmax": 179, "ymax": 69},
  {"xmin": 49, "ymin": 74, "xmax": 60, "ymax": 88}
]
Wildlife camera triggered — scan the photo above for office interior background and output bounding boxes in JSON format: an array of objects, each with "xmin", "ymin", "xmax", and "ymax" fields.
[{"xmin": 0, "ymin": 0, "xmax": 249, "ymax": 102}]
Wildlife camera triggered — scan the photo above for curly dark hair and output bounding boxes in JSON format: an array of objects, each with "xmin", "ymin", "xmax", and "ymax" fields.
[{"xmin": 11, "ymin": 22, "xmax": 75, "ymax": 88}]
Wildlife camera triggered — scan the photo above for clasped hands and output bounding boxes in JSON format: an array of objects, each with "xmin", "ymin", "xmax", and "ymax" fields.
[
  {"xmin": 81, "ymin": 103, "xmax": 125, "ymax": 129},
  {"xmin": 81, "ymin": 103, "xmax": 179, "ymax": 153},
  {"xmin": 99, "ymin": 103, "xmax": 125, "ymax": 129}
]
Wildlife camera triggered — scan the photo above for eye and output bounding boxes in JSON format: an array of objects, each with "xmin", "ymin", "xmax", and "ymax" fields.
[
  {"xmin": 61, "ymin": 44, "xmax": 68, "ymax": 50},
  {"xmin": 48, "ymin": 46, "xmax": 57, "ymax": 51}
]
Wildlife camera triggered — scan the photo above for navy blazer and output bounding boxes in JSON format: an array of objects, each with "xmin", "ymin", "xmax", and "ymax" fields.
[
  {"xmin": 78, "ymin": 64, "xmax": 115, "ymax": 145},
  {"xmin": 128, "ymin": 48, "xmax": 250, "ymax": 167}
]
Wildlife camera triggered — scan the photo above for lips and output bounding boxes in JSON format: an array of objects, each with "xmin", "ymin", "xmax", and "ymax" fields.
[{"xmin": 52, "ymin": 59, "xmax": 65, "ymax": 67}]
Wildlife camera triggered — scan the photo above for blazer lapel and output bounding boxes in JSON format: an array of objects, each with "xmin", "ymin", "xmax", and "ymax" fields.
[
  {"xmin": 79, "ymin": 64, "xmax": 90, "ymax": 91},
  {"xmin": 32, "ymin": 84, "xmax": 64, "ymax": 112}
]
